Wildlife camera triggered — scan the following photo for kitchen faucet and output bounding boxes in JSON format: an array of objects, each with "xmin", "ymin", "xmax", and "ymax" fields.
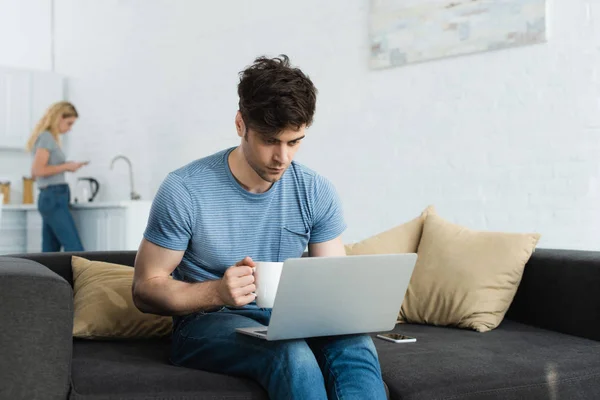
[{"xmin": 110, "ymin": 155, "xmax": 141, "ymax": 200}]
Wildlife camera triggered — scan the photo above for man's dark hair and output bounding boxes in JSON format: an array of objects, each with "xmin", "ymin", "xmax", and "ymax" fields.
[{"xmin": 237, "ymin": 54, "xmax": 317, "ymax": 138}]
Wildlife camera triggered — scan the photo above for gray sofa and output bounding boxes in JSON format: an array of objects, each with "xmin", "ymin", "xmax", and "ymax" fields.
[{"xmin": 1, "ymin": 249, "xmax": 599, "ymax": 400}]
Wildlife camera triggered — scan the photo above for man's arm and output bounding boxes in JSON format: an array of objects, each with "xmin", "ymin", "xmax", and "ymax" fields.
[
  {"xmin": 308, "ymin": 173, "xmax": 347, "ymax": 257},
  {"xmin": 132, "ymin": 239, "xmax": 256, "ymax": 316},
  {"xmin": 308, "ymin": 236, "xmax": 346, "ymax": 258}
]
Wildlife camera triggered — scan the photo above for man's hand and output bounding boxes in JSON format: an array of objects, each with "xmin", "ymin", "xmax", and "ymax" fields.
[{"xmin": 217, "ymin": 256, "xmax": 257, "ymax": 307}]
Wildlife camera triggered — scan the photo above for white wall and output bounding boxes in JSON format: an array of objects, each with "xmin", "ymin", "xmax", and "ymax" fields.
[
  {"xmin": 0, "ymin": 0, "xmax": 53, "ymax": 70},
  {"xmin": 0, "ymin": 0, "xmax": 53, "ymax": 202},
  {"xmin": 53, "ymin": 0, "xmax": 600, "ymax": 250}
]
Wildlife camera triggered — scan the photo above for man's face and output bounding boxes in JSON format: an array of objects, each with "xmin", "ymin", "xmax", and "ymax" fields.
[{"xmin": 237, "ymin": 115, "xmax": 305, "ymax": 183}]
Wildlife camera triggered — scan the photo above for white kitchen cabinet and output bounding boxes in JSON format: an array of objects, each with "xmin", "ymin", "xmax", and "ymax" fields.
[
  {"xmin": 30, "ymin": 71, "xmax": 65, "ymax": 130},
  {"xmin": 71, "ymin": 202, "xmax": 151, "ymax": 251},
  {"xmin": 0, "ymin": 67, "xmax": 64, "ymax": 150},
  {"xmin": 0, "ymin": 70, "xmax": 31, "ymax": 149},
  {"xmin": 26, "ymin": 209, "xmax": 42, "ymax": 253},
  {"xmin": 0, "ymin": 209, "xmax": 27, "ymax": 254},
  {"xmin": 72, "ymin": 208, "xmax": 127, "ymax": 251},
  {"xmin": 0, "ymin": 75, "xmax": 6, "ymax": 142},
  {"xmin": 0, "ymin": 201, "xmax": 151, "ymax": 254}
]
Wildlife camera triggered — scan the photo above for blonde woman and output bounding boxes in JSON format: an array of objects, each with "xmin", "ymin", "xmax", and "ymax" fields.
[{"xmin": 26, "ymin": 101, "xmax": 87, "ymax": 252}]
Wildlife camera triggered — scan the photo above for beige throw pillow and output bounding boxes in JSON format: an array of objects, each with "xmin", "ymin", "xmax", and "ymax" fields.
[
  {"xmin": 399, "ymin": 214, "xmax": 541, "ymax": 332},
  {"xmin": 72, "ymin": 256, "xmax": 172, "ymax": 339},
  {"xmin": 345, "ymin": 205, "xmax": 436, "ymax": 255}
]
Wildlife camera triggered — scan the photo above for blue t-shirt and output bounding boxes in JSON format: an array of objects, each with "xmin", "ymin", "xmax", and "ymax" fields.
[{"xmin": 144, "ymin": 147, "xmax": 346, "ymax": 286}]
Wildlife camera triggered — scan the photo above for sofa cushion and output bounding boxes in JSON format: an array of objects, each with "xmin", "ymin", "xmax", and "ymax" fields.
[
  {"xmin": 374, "ymin": 320, "xmax": 600, "ymax": 400},
  {"xmin": 399, "ymin": 213, "xmax": 540, "ymax": 332},
  {"xmin": 345, "ymin": 205, "xmax": 435, "ymax": 256},
  {"xmin": 69, "ymin": 338, "xmax": 268, "ymax": 400},
  {"xmin": 72, "ymin": 256, "xmax": 172, "ymax": 339},
  {"xmin": 69, "ymin": 322, "xmax": 600, "ymax": 400}
]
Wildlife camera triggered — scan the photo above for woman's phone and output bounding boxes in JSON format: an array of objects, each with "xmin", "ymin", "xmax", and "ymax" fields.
[{"xmin": 376, "ymin": 333, "xmax": 417, "ymax": 343}]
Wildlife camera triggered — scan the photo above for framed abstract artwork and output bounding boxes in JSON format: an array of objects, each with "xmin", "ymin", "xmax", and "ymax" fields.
[{"xmin": 369, "ymin": 0, "xmax": 547, "ymax": 69}]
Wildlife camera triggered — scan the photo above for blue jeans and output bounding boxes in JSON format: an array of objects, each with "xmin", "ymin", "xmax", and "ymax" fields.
[
  {"xmin": 170, "ymin": 307, "xmax": 387, "ymax": 400},
  {"xmin": 37, "ymin": 184, "xmax": 84, "ymax": 252}
]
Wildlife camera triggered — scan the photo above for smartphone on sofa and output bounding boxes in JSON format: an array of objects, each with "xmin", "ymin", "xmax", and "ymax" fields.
[{"xmin": 376, "ymin": 333, "xmax": 417, "ymax": 343}]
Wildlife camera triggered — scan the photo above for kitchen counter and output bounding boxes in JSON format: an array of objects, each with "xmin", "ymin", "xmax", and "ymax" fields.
[
  {"xmin": 2, "ymin": 204, "xmax": 37, "ymax": 210},
  {"xmin": 2, "ymin": 200, "xmax": 152, "ymax": 210},
  {"xmin": 0, "ymin": 200, "xmax": 152, "ymax": 255},
  {"xmin": 71, "ymin": 200, "xmax": 153, "ymax": 209}
]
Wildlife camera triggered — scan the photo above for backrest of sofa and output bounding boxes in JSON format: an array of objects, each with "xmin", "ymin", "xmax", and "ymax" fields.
[
  {"xmin": 506, "ymin": 247, "xmax": 600, "ymax": 341},
  {"xmin": 5, "ymin": 251, "xmax": 304, "ymax": 287},
  {"xmin": 6, "ymin": 251, "xmax": 137, "ymax": 287},
  {"xmin": 9, "ymin": 248, "xmax": 598, "ymax": 341},
  {"xmin": 4, "ymin": 249, "xmax": 556, "ymax": 291}
]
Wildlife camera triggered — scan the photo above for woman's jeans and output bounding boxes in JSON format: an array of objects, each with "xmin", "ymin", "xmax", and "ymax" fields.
[
  {"xmin": 170, "ymin": 307, "xmax": 388, "ymax": 400},
  {"xmin": 37, "ymin": 184, "xmax": 84, "ymax": 252}
]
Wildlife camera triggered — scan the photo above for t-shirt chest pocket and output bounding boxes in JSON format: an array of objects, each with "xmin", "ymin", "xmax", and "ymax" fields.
[{"xmin": 278, "ymin": 226, "xmax": 310, "ymax": 262}]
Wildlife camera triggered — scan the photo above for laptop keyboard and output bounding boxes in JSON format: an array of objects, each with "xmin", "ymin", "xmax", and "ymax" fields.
[{"xmin": 256, "ymin": 330, "xmax": 268, "ymax": 335}]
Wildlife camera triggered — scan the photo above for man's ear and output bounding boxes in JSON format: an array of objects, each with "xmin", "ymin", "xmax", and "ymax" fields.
[{"xmin": 235, "ymin": 111, "xmax": 245, "ymax": 138}]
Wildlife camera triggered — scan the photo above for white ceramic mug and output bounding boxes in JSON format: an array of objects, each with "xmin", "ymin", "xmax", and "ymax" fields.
[{"xmin": 253, "ymin": 261, "xmax": 284, "ymax": 308}]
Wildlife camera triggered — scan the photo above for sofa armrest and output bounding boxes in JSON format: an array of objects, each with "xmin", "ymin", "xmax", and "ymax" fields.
[
  {"xmin": 506, "ymin": 249, "xmax": 600, "ymax": 341},
  {"xmin": 0, "ymin": 257, "xmax": 73, "ymax": 400}
]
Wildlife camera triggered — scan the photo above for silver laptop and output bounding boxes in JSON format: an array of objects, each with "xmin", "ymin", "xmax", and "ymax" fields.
[{"xmin": 236, "ymin": 253, "xmax": 417, "ymax": 341}]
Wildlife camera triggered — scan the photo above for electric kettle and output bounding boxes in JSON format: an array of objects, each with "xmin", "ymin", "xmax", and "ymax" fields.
[{"xmin": 75, "ymin": 177, "xmax": 100, "ymax": 203}]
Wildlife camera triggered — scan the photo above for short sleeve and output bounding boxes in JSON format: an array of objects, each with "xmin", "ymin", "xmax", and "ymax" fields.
[
  {"xmin": 143, "ymin": 172, "xmax": 195, "ymax": 251},
  {"xmin": 309, "ymin": 175, "xmax": 347, "ymax": 243},
  {"xmin": 34, "ymin": 132, "xmax": 57, "ymax": 152}
]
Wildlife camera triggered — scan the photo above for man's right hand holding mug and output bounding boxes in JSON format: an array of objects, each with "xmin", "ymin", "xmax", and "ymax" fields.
[{"xmin": 217, "ymin": 256, "xmax": 256, "ymax": 307}]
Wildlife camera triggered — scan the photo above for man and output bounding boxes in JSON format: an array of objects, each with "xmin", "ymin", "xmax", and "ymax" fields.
[{"xmin": 132, "ymin": 55, "xmax": 387, "ymax": 400}]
